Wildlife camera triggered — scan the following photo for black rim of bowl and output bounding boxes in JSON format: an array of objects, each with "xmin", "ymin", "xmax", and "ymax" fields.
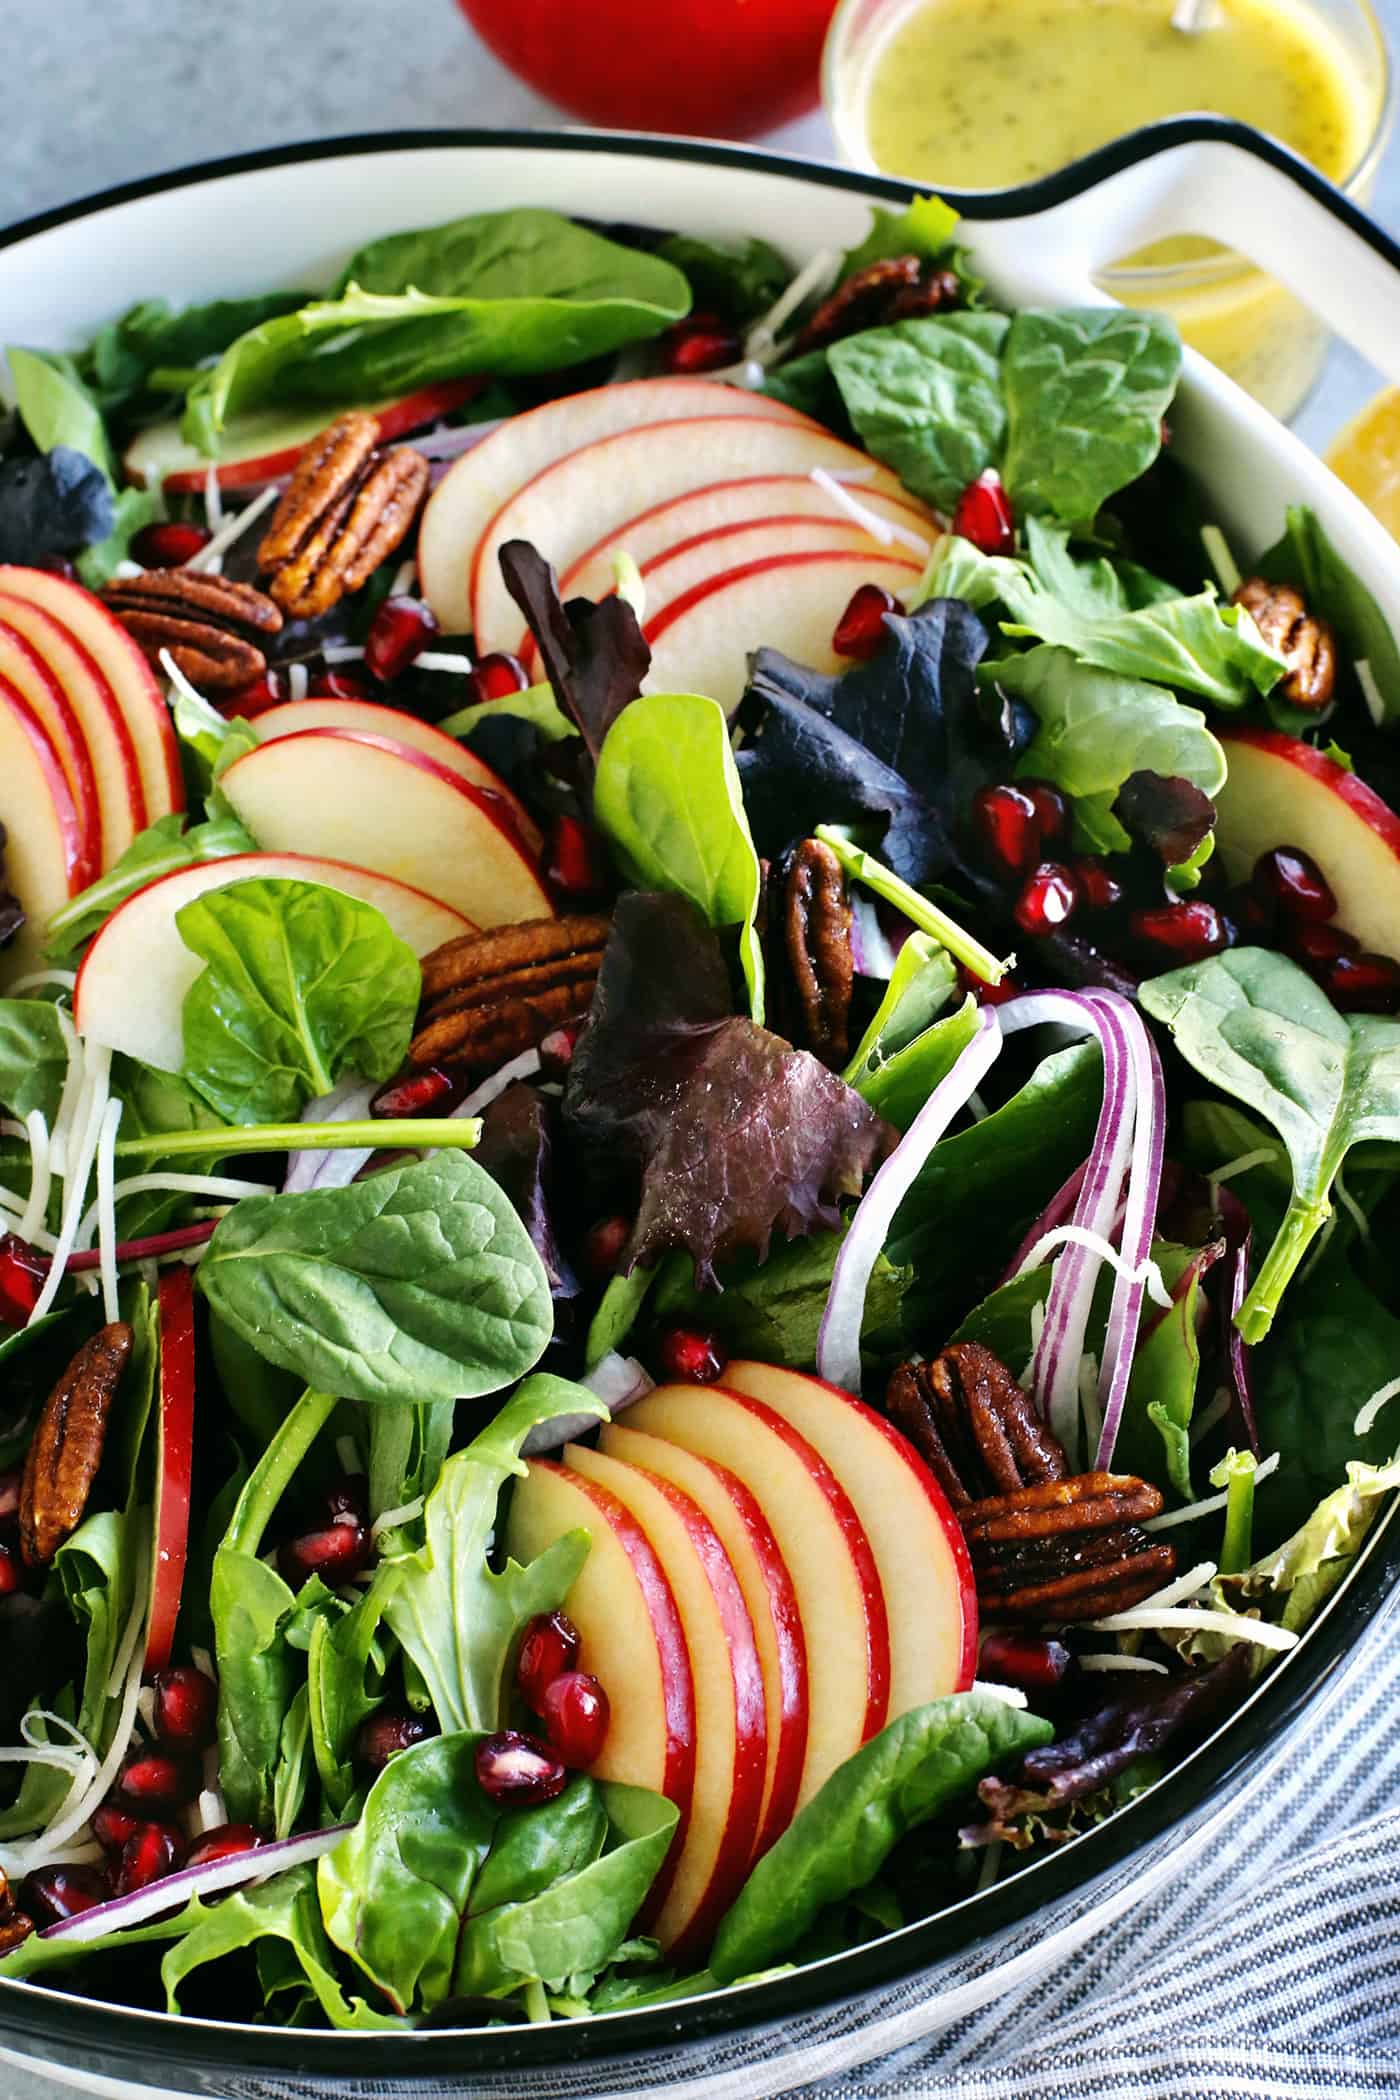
[{"xmin": 1, "ymin": 119, "xmax": 1398, "ymax": 2081}]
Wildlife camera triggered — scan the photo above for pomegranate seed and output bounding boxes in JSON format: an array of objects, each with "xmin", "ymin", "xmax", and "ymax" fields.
[
  {"xmin": 540, "ymin": 1670, "xmax": 610, "ymax": 1768},
  {"xmin": 1073, "ymin": 856, "xmax": 1124, "ymax": 914},
  {"xmin": 308, "ymin": 669, "xmax": 372, "ymax": 701},
  {"xmin": 131, "ymin": 521, "xmax": 212, "ymax": 568},
  {"xmin": 354, "ymin": 1707, "xmax": 434, "ymax": 1773},
  {"xmin": 978, "ymin": 1631, "xmax": 1072, "ymax": 1694},
  {"xmin": 151, "ymin": 1666, "xmax": 217, "ymax": 1752},
  {"xmin": 1014, "ymin": 862, "xmax": 1080, "ymax": 936},
  {"xmin": 0, "ymin": 1234, "xmax": 46, "ymax": 1327},
  {"xmin": 831, "ymin": 583, "xmax": 903, "ymax": 661},
  {"xmin": 219, "ymin": 671, "xmax": 285, "ymax": 721},
  {"xmin": 113, "ymin": 1823, "xmax": 182, "ymax": 1895},
  {"xmin": 474, "ymin": 1730, "xmax": 568, "ymax": 1806},
  {"xmin": 34, "ymin": 554, "xmax": 77, "ymax": 581},
  {"xmin": 1253, "ymin": 846, "xmax": 1336, "ymax": 923},
  {"xmin": 547, "ymin": 814, "xmax": 607, "ymax": 900},
  {"xmin": 371, "ymin": 1069, "xmax": 453, "ymax": 1118},
  {"xmin": 0, "ymin": 1469, "xmax": 18, "ymax": 1520},
  {"xmin": 1289, "ymin": 919, "xmax": 1359, "ymax": 964},
  {"xmin": 516, "ymin": 1611, "xmax": 582, "ymax": 1715},
  {"xmin": 117, "ymin": 1751, "xmax": 200, "ymax": 1810},
  {"xmin": 1129, "ymin": 900, "xmax": 1232, "ymax": 962},
  {"xmin": 466, "ymin": 651, "xmax": 529, "ymax": 705},
  {"xmin": 658, "ymin": 1326, "xmax": 727, "ymax": 1384},
  {"xmin": 661, "ymin": 312, "xmax": 741, "ymax": 376},
  {"xmin": 1224, "ymin": 882, "xmax": 1274, "ymax": 939},
  {"xmin": 952, "ymin": 470, "xmax": 1015, "ymax": 556},
  {"xmin": 324, "ymin": 1474, "xmax": 369, "ymax": 1527},
  {"xmin": 183, "ymin": 1823, "xmax": 262, "ymax": 1869},
  {"xmin": 583, "ymin": 1214, "xmax": 631, "ymax": 1281},
  {"xmin": 538, "ymin": 1025, "xmax": 580, "ymax": 1077},
  {"xmin": 21, "ymin": 1866, "xmax": 108, "ymax": 1925},
  {"xmin": 971, "ymin": 784, "xmax": 1042, "ymax": 877},
  {"xmin": 365, "ymin": 595, "xmax": 439, "ymax": 682},
  {"xmin": 279, "ymin": 1521, "xmax": 372, "ymax": 1588},
  {"xmin": 0, "ymin": 1541, "xmax": 22, "ymax": 1596},
  {"xmin": 1021, "ymin": 780, "xmax": 1071, "ymax": 853},
  {"xmin": 1317, "ymin": 950, "xmax": 1400, "ymax": 1013},
  {"xmin": 957, "ymin": 964, "xmax": 1020, "ymax": 1008},
  {"xmin": 91, "ymin": 1801, "xmax": 142, "ymax": 1852}
]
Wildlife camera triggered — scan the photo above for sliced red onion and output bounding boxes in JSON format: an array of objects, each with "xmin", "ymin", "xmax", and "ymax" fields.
[
  {"xmin": 283, "ymin": 1077, "xmax": 378, "ymax": 1194},
  {"xmin": 1092, "ymin": 993, "xmax": 1166, "ymax": 1469},
  {"xmin": 818, "ymin": 1007, "xmax": 1004, "ymax": 1393},
  {"xmin": 457, "ymin": 1047, "xmax": 543, "ymax": 1120},
  {"xmin": 521, "ymin": 1352, "xmax": 655, "ymax": 1457},
  {"xmin": 849, "ymin": 896, "xmax": 897, "ymax": 981},
  {"xmin": 37, "ymin": 1824, "xmax": 351, "ymax": 1944}
]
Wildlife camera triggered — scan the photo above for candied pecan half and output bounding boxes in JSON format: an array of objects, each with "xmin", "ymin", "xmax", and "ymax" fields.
[
  {"xmin": 20, "ymin": 1321, "xmax": 133, "ymax": 1567},
  {"xmin": 102, "ymin": 570, "xmax": 282, "ymax": 691},
  {"xmin": 409, "ymin": 914, "xmax": 611, "ymax": 1080},
  {"xmin": 1233, "ymin": 575, "xmax": 1336, "ymax": 711},
  {"xmin": 257, "ymin": 412, "xmax": 430, "ymax": 619},
  {"xmin": 793, "ymin": 255, "xmax": 962, "ymax": 355},
  {"xmin": 764, "ymin": 839, "xmax": 855, "ymax": 1067},
  {"xmin": 887, "ymin": 1343, "xmax": 1067, "ymax": 1508},
  {"xmin": 0, "ymin": 1867, "xmax": 32, "ymax": 1954}
]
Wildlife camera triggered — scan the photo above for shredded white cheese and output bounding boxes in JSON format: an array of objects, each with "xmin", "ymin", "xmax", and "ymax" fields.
[
  {"xmin": 969, "ymin": 1679, "xmax": 1028, "ymax": 1709},
  {"xmin": 18, "ymin": 1110, "xmax": 51, "ymax": 1247},
  {"xmin": 1079, "ymin": 1652, "xmax": 1169, "ymax": 1674},
  {"xmin": 1, "ymin": 1596, "xmax": 146, "ymax": 1874},
  {"xmin": 808, "ymin": 466, "xmax": 933, "ymax": 559},
  {"xmin": 186, "ymin": 479, "xmax": 280, "ymax": 573},
  {"xmin": 202, "ymin": 465, "xmax": 225, "ymax": 534},
  {"xmin": 6, "ymin": 969, "xmax": 77, "ymax": 995},
  {"xmin": 1014, "ymin": 1224, "xmax": 1173, "ymax": 1310},
  {"xmin": 744, "ymin": 247, "xmax": 840, "ymax": 363},
  {"xmin": 1357, "ymin": 659, "xmax": 1386, "ymax": 728},
  {"xmin": 459, "ymin": 1046, "xmax": 543, "ymax": 1119},
  {"xmin": 390, "ymin": 556, "xmax": 417, "ymax": 596},
  {"xmin": 1355, "ymin": 1376, "xmax": 1400, "ymax": 1440},
  {"xmin": 321, "ymin": 643, "xmax": 367, "ymax": 665},
  {"xmin": 372, "ymin": 1495, "xmax": 426, "ymax": 1541},
  {"xmin": 288, "ymin": 661, "xmax": 308, "ymax": 701},
  {"xmin": 76, "ymin": 1171, "xmax": 275, "ymax": 1250},
  {"xmin": 48, "ymin": 1005, "xmax": 86, "ymax": 1178},
  {"xmin": 1087, "ymin": 1604, "xmax": 1298, "ymax": 1652},
  {"xmin": 28, "ymin": 1043, "xmax": 112, "ymax": 1325},
  {"xmin": 1143, "ymin": 1452, "xmax": 1281, "ymax": 1531},
  {"xmin": 94, "ymin": 1096, "xmax": 124, "ymax": 1325},
  {"xmin": 414, "ymin": 650, "xmax": 478, "ymax": 675},
  {"xmin": 1209, "ymin": 1146, "xmax": 1281, "ymax": 1185}
]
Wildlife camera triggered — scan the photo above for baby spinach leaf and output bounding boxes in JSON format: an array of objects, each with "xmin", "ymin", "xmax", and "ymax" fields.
[
  {"xmin": 1140, "ymin": 948, "xmax": 1400, "ymax": 1341},
  {"xmin": 710, "ymin": 1692, "xmax": 1053, "ymax": 1981},
  {"xmin": 7, "ymin": 347, "xmax": 115, "ymax": 479},
  {"xmin": 381, "ymin": 1375, "xmax": 604, "ymax": 1735},
  {"xmin": 0, "ymin": 998, "xmax": 70, "ymax": 1121},
  {"xmin": 595, "ymin": 690, "xmax": 765, "ymax": 1021},
  {"xmin": 46, "ymin": 811, "xmax": 255, "ymax": 961},
  {"xmin": 81, "ymin": 290, "xmax": 311, "ymax": 416},
  {"xmin": 987, "ymin": 645, "xmax": 1225, "ymax": 854},
  {"xmin": 1259, "ymin": 503, "xmax": 1400, "ymax": 721},
  {"xmin": 827, "ymin": 311, "xmax": 1009, "ymax": 512},
  {"xmin": 655, "ymin": 232, "xmax": 791, "ymax": 323},
  {"xmin": 200, "ymin": 1151, "xmax": 552, "ymax": 1408},
  {"xmin": 651, "ymin": 1229, "xmax": 911, "ymax": 1371},
  {"xmin": 1000, "ymin": 308, "xmax": 1181, "ymax": 523},
  {"xmin": 176, "ymin": 877, "xmax": 420, "ymax": 1124}
]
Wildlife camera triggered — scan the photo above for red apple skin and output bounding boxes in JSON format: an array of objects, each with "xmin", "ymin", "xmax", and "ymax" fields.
[
  {"xmin": 0, "ymin": 595, "xmax": 147, "ymax": 848},
  {"xmin": 645, "ymin": 548, "xmax": 922, "ymax": 648},
  {"xmin": 146, "ymin": 1266, "xmax": 197, "ymax": 1676},
  {"xmin": 0, "ymin": 621, "xmax": 101, "ymax": 890},
  {"xmin": 1221, "ymin": 727, "xmax": 1400, "ymax": 851},
  {"xmin": 0, "ymin": 671, "xmax": 86, "ymax": 890}
]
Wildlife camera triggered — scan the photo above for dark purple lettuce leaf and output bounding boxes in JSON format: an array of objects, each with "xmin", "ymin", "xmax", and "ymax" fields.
[
  {"xmin": 474, "ymin": 1081, "xmax": 578, "ymax": 1302},
  {"xmin": 0, "ymin": 445, "xmax": 114, "ymax": 562},
  {"xmin": 1112, "ymin": 769, "xmax": 1216, "ymax": 868},
  {"xmin": 497, "ymin": 539, "xmax": 649, "ymax": 761},
  {"xmin": 0, "ymin": 826, "xmax": 23, "ymax": 951},
  {"xmin": 565, "ymin": 893, "xmax": 893, "ymax": 1283}
]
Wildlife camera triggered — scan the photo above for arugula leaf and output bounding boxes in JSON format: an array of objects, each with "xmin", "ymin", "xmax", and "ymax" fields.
[
  {"xmin": 840, "ymin": 195, "xmax": 962, "ymax": 277},
  {"xmin": 307, "ymin": 1582, "xmax": 389, "ymax": 1816},
  {"xmin": 46, "ymin": 811, "xmax": 255, "ymax": 961},
  {"xmin": 1000, "ymin": 308, "xmax": 1181, "ymax": 523},
  {"xmin": 198, "ymin": 1151, "xmax": 553, "ymax": 1407},
  {"xmin": 1140, "ymin": 948, "xmax": 1400, "ymax": 1340},
  {"xmin": 175, "ymin": 877, "xmax": 420, "ymax": 1124},
  {"xmin": 381, "ymin": 1375, "xmax": 604, "ymax": 1735},
  {"xmin": 595, "ymin": 691, "xmax": 765, "ymax": 1021},
  {"xmin": 986, "ymin": 645, "xmax": 1225, "ymax": 854},
  {"xmin": 710, "ymin": 1692, "xmax": 1053, "ymax": 1981},
  {"xmin": 0, "ymin": 997, "xmax": 70, "ymax": 1121},
  {"xmin": 826, "ymin": 312, "xmax": 1009, "ymax": 512},
  {"xmin": 1259, "ymin": 503, "xmax": 1400, "ymax": 720},
  {"xmin": 655, "ymin": 232, "xmax": 791, "ymax": 323},
  {"xmin": 81, "ymin": 290, "xmax": 311, "ymax": 416}
]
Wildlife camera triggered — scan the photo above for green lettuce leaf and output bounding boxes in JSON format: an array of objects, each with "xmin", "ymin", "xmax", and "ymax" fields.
[{"xmin": 1000, "ymin": 307, "xmax": 1181, "ymax": 523}]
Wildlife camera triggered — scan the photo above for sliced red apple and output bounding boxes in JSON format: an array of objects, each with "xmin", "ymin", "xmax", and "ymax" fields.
[
  {"xmin": 722, "ymin": 1361, "xmax": 977, "ymax": 1719},
  {"xmin": 626, "ymin": 1382, "xmax": 890, "ymax": 1810},
  {"xmin": 74, "ymin": 852, "xmax": 474, "ymax": 1070},
  {"xmin": 0, "ymin": 620, "xmax": 101, "ymax": 889},
  {"xmin": 0, "ymin": 568, "xmax": 182, "ymax": 822},
  {"xmin": 1216, "ymin": 727, "xmax": 1400, "ymax": 957},
  {"xmin": 601, "ymin": 1419, "xmax": 807, "ymax": 1863},
  {"xmin": 249, "ymin": 696, "xmax": 541, "ymax": 855},
  {"xmin": 565, "ymin": 1442, "xmax": 766, "ymax": 1957},
  {"xmin": 644, "ymin": 549, "xmax": 922, "ymax": 715},
  {"xmin": 419, "ymin": 376, "xmax": 815, "ymax": 633},
  {"xmin": 0, "ymin": 595, "xmax": 145, "ymax": 859},
  {"xmin": 145, "ymin": 1264, "xmax": 197, "ymax": 1675},
  {"xmin": 0, "ymin": 674, "xmax": 86, "ymax": 978},
  {"xmin": 123, "ymin": 377, "xmax": 486, "ymax": 493},
  {"xmin": 217, "ymin": 730, "xmax": 552, "ymax": 930},
  {"xmin": 471, "ymin": 416, "xmax": 914, "ymax": 651},
  {"xmin": 505, "ymin": 1458, "xmax": 695, "ymax": 1915}
]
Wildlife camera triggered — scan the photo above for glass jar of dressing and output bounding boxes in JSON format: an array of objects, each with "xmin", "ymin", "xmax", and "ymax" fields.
[{"xmin": 822, "ymin": 0, "xmax": 1392, "ymax": 421}]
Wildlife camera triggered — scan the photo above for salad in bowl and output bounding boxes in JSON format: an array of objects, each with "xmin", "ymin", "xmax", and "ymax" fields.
[{"xmin": 0, "ymin": 177, "xmax": 1395, "ymax": 2036}]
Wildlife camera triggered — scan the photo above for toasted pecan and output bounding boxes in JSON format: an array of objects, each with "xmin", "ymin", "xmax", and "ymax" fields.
[
  {"xmin": 1233, "ymin": 575, "xmax": 1337, "ymax": 711},
  {"xmin": 888, "ymin": 1343, "xmax": 1066, "ymax": 1509},
  {"xmin": 765, "ymin": 839, "xmax": 854, "ymax": 1067},
  {"xmin": 794, "ymin": 255, "xmax": 962, "ymax": 355},
  {"xmin": 102, "ymin": 571, "xmax": 283, "ymax": 692},
  {"xmin": 257, "ymin": 412, "xmax": 430, "ymax": 618},
  {"xmin": 20, "ymin": 1321, "xmax": 132, "ymax": 1567},
  {"xmin": 409, "ymin": 914, "xmax": 610, "ymax": 1079}
]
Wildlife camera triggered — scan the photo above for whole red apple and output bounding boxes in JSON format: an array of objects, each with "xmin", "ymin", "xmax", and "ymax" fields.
[{"xmin": 457, "ymin": 0, "xmax": 840, "ymax": 138}]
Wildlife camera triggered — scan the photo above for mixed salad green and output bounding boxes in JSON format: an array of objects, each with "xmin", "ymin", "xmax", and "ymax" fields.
[{"xmin": 0, "ymin": 189, "xmax": 1397, "ymax": 2032}]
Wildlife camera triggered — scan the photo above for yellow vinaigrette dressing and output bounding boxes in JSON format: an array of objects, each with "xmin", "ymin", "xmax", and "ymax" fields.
[{"xmin": 846, "ymin": 0, "xmax": 1382, "ymax": 416}]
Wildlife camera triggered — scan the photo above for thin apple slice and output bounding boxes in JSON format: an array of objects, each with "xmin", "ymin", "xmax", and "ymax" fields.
[
  {"xmin": 0, "ymin": 568, "xmax": 183, "ymax": 822},
  {"xmin": 0, "ymin": 596, "xmax": 145, "ymax": 859},
  {"xmin": 145, "ymin": 1265, "xmax": 197, "ymax": 1675},
  {"xmin": 1216, "ymin": 727, "xmax": 1400, "ymax": 956},
  {"xmin": 471, "ymin": 416, "xmax": 914, "ymax": 651},
  {"xmin": 123, "ymin": 377, "xmax": 486, "ymax": 493},
  {"xmin": 723, "ymin": 1362, "xmax": 977, "ymax": 1719},
  {"xmin": 626, "ymin": 1382, "xmax": 889, "ymax": 1809},
  {"xmin": 74, "ymin": 852, "xmax": 474, "ymax": 1069},
  {"xmin": 249, "ymin": 697, "xmax": 541, "ymax": 854},
  {"xmin": 0, "ymin": 620, "xmax": 101, "ymax": 889},
  {"xmin": 217, "ymin": 730, "xmax": 552, "ymax": 930},
  {"xmin": 0, "ymin": 674, "xmax": 86, "ymax": 977},
  {"xmin": 644, "ymin": 549, "xmax": 922, "ymax": 715},
  {"xmin": 601, "ymin": 1419, "xmax": 807, "ymax": 1862},
  {"xmin": 505, "ymin": 1457, "xmax": 695, "ymax": 1915},
  {"xmin": 420, "ymin": 376, "xmax": 814, "ymax": 633},
  {"xmin": 565, "ymin": 1442, "xmax": 766, "ymax": 1957}
]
